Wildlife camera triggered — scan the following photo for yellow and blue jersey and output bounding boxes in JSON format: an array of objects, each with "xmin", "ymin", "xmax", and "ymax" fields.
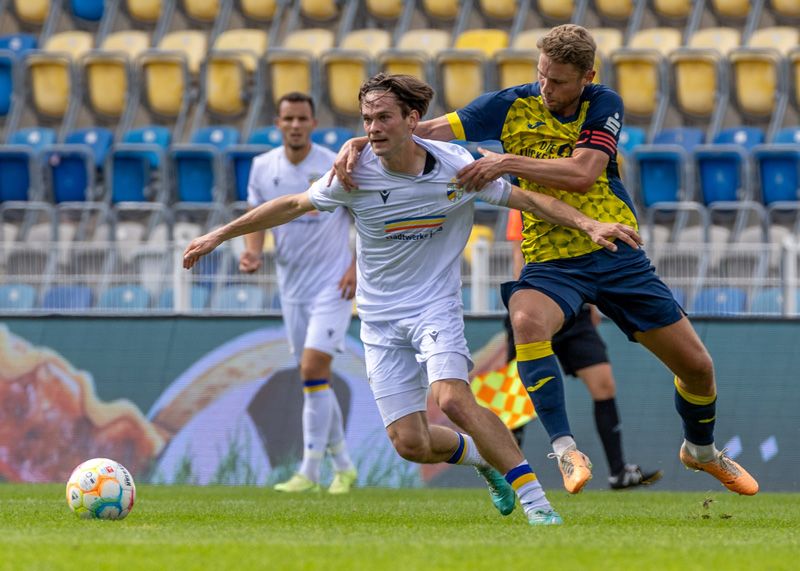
[{"xmin": 447, "ymin": 82, "xmax": 639, "ymax": 263}]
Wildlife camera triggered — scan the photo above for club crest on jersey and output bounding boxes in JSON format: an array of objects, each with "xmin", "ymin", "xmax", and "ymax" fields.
[{"xmin": 447, "ymin": 179, "xmax": 463, "ymax": 202}]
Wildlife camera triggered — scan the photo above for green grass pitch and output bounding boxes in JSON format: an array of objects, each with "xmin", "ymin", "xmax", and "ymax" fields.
[{"xmin": 0, "ymin": 484, "xmax": 797, "ymax": 570}]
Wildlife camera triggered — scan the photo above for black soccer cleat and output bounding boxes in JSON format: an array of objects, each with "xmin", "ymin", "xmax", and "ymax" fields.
[{"xmin": 608, "ymin": 464, "xmax": 663, "ymax": 490}]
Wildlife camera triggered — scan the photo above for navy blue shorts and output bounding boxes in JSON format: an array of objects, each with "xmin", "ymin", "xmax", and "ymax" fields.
[
  {"xmin": 501, "ymin": 242, "xmax": 685, "ymax": 342},
  {"xmin": 552, "ymin": 306, "xmax": 609, "ymax": 375}
]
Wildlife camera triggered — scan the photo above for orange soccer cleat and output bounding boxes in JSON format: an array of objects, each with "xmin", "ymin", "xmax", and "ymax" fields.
[{"xmin": 680, "ymin": 444, "xmax": 759, "ymax": 496}]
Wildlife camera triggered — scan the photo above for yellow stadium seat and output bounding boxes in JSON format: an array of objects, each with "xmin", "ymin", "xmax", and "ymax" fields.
[
  {"xmin": 653, "ymin": 0, "xmax": 693, "ymax": 19},
  {"xmin": 206, "ymin": 29, "xmax": 268, "ymax": 116},
  {"xmin": 84, "ymin": 31, "xmax": 150, "ymax": 118},
  {"xmin": 28, "ymin": 32, "xmax": 93, "ymax": 118},
  {"xmin": 126, "ymin": 0, "xmax": 162, "ymax": 23},
  {"xmin": 479, "ymin": 0, "xmax": 517, "ymax": 21},
  {"xmin": 511, "ymin": 28, "xmax": 551, "ymax": 50},
  {"xmin": 301, "ymin": 0, "xmax": 338, "ymax": 21},
  {"xmin": 240, "ymin": 0, "xmax": 278, "ymax": 21},
  {"xmin": 323, "ymin": 30, "xmax": 391, "ymax": 117},
  {"xmin": 671, "ymin": 28, "xmax": 740, "ymax": 117},
  {"xmin": 439, "ymin": 29, "xmax": 509, "ymax": 110},
  {"xmin": 378, "ymin": 29, "xmax": 450, "ymax": 81},
  {"xmin": 366, "ymin": 0, "xmax": 403, "ymax": 20},
  {"xmin": 267, "ymin": 29, "xmax": 335, "ymax": 104},
  {"xmin": 595, "ymin": 0, "xmax": 634, "ymax": 21},
  {"xmin": 710, "ymin": 0, "xmax": 750, "ymax": 19},
  {"xmin": 495, "ymin": 29, "xmax": 548, "ymax": 89},
  {"xmin": 423, "ymin": 0, "xmax": 460, "ymax": 20},
  {"xmin": 141, "ymin": 31, "xmax": 207, "ymax": 117},
  {"xmin": 628, "ymin": 28, "xmax": 683, "ymax": 54},
  {"xmin": 13, "ymin": 0, "xmax": 49, "ymax": 26},
  {"xmin": 748, "ymin": 26, "xmax": 800, "ymax": 54},
  {"xmin": 591, "ymin": 28, "xmax": 623, "ymax": 83},
  {"xmin": 772, "ymin": 0, "xmax": 800, "ymax": 19},
  {"xmin": 538, "ymin": 0, "xmax": 574, "ymax": 21},
  {"xmin": 182, "ymin": 0, "xmax": 220, "ymax": 23},
  {"xmin": 789, "ymin": 47, "xmax": 800, "ymax": 104}
]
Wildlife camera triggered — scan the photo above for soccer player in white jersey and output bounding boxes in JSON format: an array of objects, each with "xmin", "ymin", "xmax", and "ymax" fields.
[
  {"xmin": 184, "ymin": 74, "xmax": 642, "ymax": 525},
  {"xmin": 242, "ymin": 93, "xmax": 358, "ymax": 494}
]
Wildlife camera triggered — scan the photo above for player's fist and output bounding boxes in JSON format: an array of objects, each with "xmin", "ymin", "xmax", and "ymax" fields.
[{"xmin": 239, "ymin": 250, "xmax": 262, "ymax": 273}]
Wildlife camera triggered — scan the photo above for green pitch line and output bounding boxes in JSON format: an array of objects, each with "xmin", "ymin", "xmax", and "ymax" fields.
[{"xmin": 0, "ymin": 485, "xmax": 797, "ymax": 571}]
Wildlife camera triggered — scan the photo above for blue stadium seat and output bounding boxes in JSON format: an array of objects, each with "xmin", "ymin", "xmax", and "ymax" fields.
[
  {"xmin": 157, "ymin": 286, "xmax": 210, "ymax": 310},
  {"xmin": 224, "ymin": 128, "xmax": 278, "ymax": 203},
  {"xmin": 97, "ymin": 285, "xmax": 151, "ymax": 311},
  {"xmin": 109, "ymin": 126, "xmax": 172, "ymax": 203},
  {"xmin": 690, "ymin": 287, "xmax": 747, "ymax": 315},
  {"xmin": 41, "ymin": 285, "xmax": 94, "ymax": 310},
  {"xmin": 654, "ymin": 127, "xmax": 705, "ymax": 151},
  {"xmin": 0, "ymin": 127, "xmax": 55, "ymax": 202},
  {"xmin": 618, "ymin": 126, "xmax": 646, "ymax": 156},
  {"xmin": 311, "ymin": 127, "xmax": 355, "ymax": 152},
  {"xmin": 70, "ymin": 0, "xmax": 105, "ymax": 22},
  {"xmin": 0, "ymin": 34, "xmax": 37, "ymax": 117},
  {"xmin": 693, "ymin": 128, "xmax": 762, "ymax": 206},
  {"xmin": 749, "ymin": 287, "xmax": 782, "ymax": 314},
  {"xmin": 44, "ymin": 128, "xmax": 114, "ymax": 203},
  {"xmin": 0, "ymin": 284, "xmax": 37, "ymax": 310},
  {"xmin": 170, "ymin": 126, "xmax": 241, "ymax": 203},
  {"xmin": 247, "ymin": 126, "xmax": 283, "ymax": 146},
  {"xmin": 713, "ymin": 127, "xmax": 764, "ymax": 149},
  {"xmin": 773, "ymin": 127, "xmax": 800, "ymax": 144},
  {"xmin": 631, "ymin": 145, "xmax": 690, "ymax": 207},
  {"xmin": 210, "ymin": 284, "xmax": 265, "ymax": 311},
  {"xmin": 752, "ymin": 144, "xmax": 800, "ymax": 207}
]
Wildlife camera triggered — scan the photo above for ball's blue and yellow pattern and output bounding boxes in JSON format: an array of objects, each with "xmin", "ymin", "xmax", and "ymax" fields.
[{"xmin": 66, "ymin": 457, "xmax": 136, "ymax": 520}]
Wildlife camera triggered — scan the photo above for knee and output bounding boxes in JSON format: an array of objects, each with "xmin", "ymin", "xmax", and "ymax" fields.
[
  {"xmin": 510, "ymin": 307, "xmax": 551, "ymax": 342},
  {"xmin": 390, "ymin": 433, "xmax": 429, "ymax": 463},
  {"xmin": 437, "ymin": 393, "xmax": 473, "ymax": 427}
]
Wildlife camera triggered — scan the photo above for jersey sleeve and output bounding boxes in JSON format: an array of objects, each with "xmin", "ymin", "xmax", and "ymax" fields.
[
  {"xmin": 474, "ymin": 177, "xmax": 512, "ymax": 206},
  {"xmin": 446, "ymin": 89, "xmax": 515, "ymax": 142},
  {"xmin": 307, "ymin": 169, "xmax": 349, "ymax": 212},
  {"xmin": 574, "ymin": 88, "xmax": 624, "ymax": 158},
  {"xmin": 506, "ymin": 209, "xmax": 523, "ymax": 241}
]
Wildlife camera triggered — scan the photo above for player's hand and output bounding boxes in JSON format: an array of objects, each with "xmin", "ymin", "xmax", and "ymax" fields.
[
  {"xmin": 239, "ymin": 250, "xmax": 262, "ymax": 273},
  {"xmin": 456, "ymin": 147, "xmax": 507, "ymax": 192},
  {"xmin": 584, "ymin": 222, "xmax": 643, "ymax": 252},
  {"xmin": 183, "ymin": 232, "xmax": 223, "ymax": 269},
  {"xmin": 338, "ymin": 262, "xmax": 357, "ymax": 300},
  {"xmin": 327, "ymin": 137, "xmax": 367, "ymax": 191}
]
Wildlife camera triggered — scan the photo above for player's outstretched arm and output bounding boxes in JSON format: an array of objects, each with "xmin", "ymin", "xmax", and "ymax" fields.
[
  {"xmin": 183, "ymin": 192, "xmax": 315, "ymax": 269},
  {"xmin": 506, "ymin": 186, "xmax": 642, "ymax": 252}
]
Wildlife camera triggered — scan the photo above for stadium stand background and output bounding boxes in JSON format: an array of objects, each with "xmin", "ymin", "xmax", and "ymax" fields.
[{"xmin": 1, "ymin": 0, "xmax": 800, "ymax": 316}]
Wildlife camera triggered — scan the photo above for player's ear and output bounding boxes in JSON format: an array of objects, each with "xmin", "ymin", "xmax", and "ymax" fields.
[{"xmin": 584, "ymin": 68, "xmax": 596, "ymax": 86}]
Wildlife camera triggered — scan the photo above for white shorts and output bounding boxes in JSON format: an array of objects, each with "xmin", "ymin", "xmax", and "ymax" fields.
[
  {"xmin": 282, "ymin": 283, "xmax": 353, "ymax": 360},
  {"xmin": 360, "ymin": 297, "xmax": 473, "ymax": 427}
]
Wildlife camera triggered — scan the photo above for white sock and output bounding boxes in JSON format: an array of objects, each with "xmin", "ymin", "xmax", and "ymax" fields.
[
  {"xmin": 685, "ymin": 439, "xmax": 718, "ymax": 462},
  {"xmin": 552, "ymin": 436, "xmax": 577, "ymax": 457},
  {"xmin": 506, "ymin": 461, "xmax": 551, "ymax": 514},
  {"xmin": 327, "ymin": 395, "xmax": 354, "ymax": 472},
  {"xmin": 298, "ymin": 379, "xmax": 334, "ymax": 482},
  {"xmin": 446, "ymin": 433, "xmax": 488, "ymax": 467}
]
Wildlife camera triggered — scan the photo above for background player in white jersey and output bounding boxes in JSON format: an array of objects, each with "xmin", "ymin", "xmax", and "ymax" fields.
[
  {"xmin": 242, "ymin": 92, "xmax": 357, "ymax": 494},
  {"xmin": 184, "ymin": 74, "xmax": 642, "ymax": 525}
]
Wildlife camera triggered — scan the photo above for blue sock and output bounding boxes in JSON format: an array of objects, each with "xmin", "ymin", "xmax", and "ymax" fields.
[
  {"xmin": 516, "ymin": 341, "xmax": 572, "ymax": 442},
  {"xmin": 673, "ymin": 376, "xmax": 716, "ymax": 445}
]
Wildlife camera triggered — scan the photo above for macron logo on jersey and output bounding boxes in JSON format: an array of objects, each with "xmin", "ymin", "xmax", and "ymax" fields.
[
  {"xmin": 604, "ymin": 113, "xmax": 621, "ymax": 136},
  {"xmin": 379, "ymin": 190, "xmax": 391, "ymax": 203}
]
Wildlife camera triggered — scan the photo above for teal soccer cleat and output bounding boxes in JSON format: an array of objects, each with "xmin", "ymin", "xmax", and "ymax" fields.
[
  {"xmin": 527, "ymin": 508, "xmax": 564, "ymax": 526},
  {"xmin": 476, "ymin": 466, "xmax": 516, "ymax": 516}
]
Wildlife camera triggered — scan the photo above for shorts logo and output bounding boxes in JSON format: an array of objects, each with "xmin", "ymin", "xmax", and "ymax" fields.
[
  {"xmin": 429, "ymin": 330, "xmax": 439, "ymax": 342},
  {"xmin": 447, "ymin": 180, "xmax": 463, "ymax": 202},
  {"xmin": 379, "ymin": 190, "xmax": 391, "ymax": 203},
  {"xmin": 527, "ymin": 376, "xmax": 555, "ymax": 392}
]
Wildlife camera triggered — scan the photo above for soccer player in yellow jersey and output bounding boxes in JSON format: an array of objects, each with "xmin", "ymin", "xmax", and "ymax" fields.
[{"xmin": 332, "ymin": 25, "xmax": 759, "ymax": 497}]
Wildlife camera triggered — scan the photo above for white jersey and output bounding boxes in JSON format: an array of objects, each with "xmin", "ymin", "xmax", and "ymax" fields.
[
  {"xmin": 248, "ymin": 143, "xmax": 352, "ymax": 302},
  {"xmin": 308, "ymin": 137, "xmax": 511, "ymax": 322}
]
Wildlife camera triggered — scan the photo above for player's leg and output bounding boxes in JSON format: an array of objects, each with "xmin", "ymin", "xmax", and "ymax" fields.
[
  {"xmin": 507, "ymin": 288, "xmax": 592, "ymax": 493},
  {"xmin": 303, "ymin": 288, "xmax": 357, "ymax": 494},
  {"xmin": 635, "ymin": 318, "xmax": 758, "ymax": 495},
  {"xmin": 553, "ymin": 308, "xmax": 662, "ymax": 489}
]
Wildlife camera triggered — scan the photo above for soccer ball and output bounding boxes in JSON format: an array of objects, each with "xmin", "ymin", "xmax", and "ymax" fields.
[{"xmin": 65, "ymin": 458, "xmax": 136, "ymax": 520}]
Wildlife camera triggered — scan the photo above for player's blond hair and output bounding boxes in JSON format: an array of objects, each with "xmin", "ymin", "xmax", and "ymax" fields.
[{"xmin": 537, "ymin": 24, "xmax": 596, "ymax": 73}]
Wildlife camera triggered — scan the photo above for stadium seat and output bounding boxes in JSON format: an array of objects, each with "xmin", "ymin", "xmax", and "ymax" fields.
[
  {"xmin": 439, "ymin": 29, "xmax": 510, "ymax": 111},
  {"xmin": 247, "ymin": 126, "xmax": 283, "ymax": 146},
  {"xmin": 140, "ymin": 31, "xmax": 207, "ymax": 119},
  {"xmin": 125, "ymin": 0, "xmax": 163, "ymax": 24},
  {"xmin": 652, "ymin": 0, "xmax": 693, "ymax": 20},
  {"xmin": 421, "ymin": 0, "xmax": 461, "ymax": 21},
  {"xmin": 752, "ymin": 143, "xmax": 800, "ymax": 208},
  {"xmin": 299, "ymin": 0, "xmax": 339, "ymax": 21},
  {"xmin": 43, "ymin": 127, "xmax": 114, "ymax": 203},
  {"xmin": 694, "ymin": 127, "xmax": 762, "ymax": 206},
  {"xmin": 537, "ymin": 0, "xmax": 575, "ymax": 22},
  {"xmin": 0, "ymin": 284, "xmax": 37, "ymax": 310},
  {"xmin": 594, "ymin": 0, "xmax": 635, "ymax": 24},
  {"xmin": 311, "ymin": 127, "xmax": 355, "ymax": 152},
  {"xmin": 710, "ymin": 0, "xmax": 751, "ymax": 21},
  {"xmin": 240, "ymin": 0, "xmax": 280, "ymax": 22},
  {"xmin": 0, "ymin": 34, "xmax": 37, "ymax": 119},
  {"xmin": 477, "ymin": 0, "xmax": 516, "ymax": 21},
  {"xmin": 690, "ymin": 286, "xmax": 747, "ymax": 315},
  {"xmin": 109, "ymin": 126, "xmax": 172, "ymax": 204},
  {"xmin": 41, "ymin": 285, "xmax": 94, "ymax": 310},
  {"xmin": 210, "ymin": 284, "xmax": 265, "ymax": 311},
  {"xmin": 494, "ymin": 29, "xmax": 550, "ymax": 90},
  {"xmin": 267, "ymin": 29, "xmax": 335, "ymax": 105},
  {"xmin": 12, "ymin": 0, "xmax": 50, "ymax": 27},
  {"xmin": 157, "ymin": 285, "xmax": 211, "ymax": 310},
  {"xmin": 224, "ymin": 128, "xmax": 280, "ymax": 202},
  {"xmin": 631, "ymin": 145, "xmax": 693, "ymax": 208},
  {"xmin": 170, "ymin": 126, "xmax": 241, "ymax": 203},
  {"xmin": 205, "ymin": 29, "xmax": 268, "ymax": 118},
  {"xmin": 97, "ymin": 285, "xmax": 151, "ymax": 311},
  {"xmin": 70, "ymin": 0, "xmax": 105, "ymax": 22},
  {"xmin": 322, "ymin": 29, "xmax": 392, "ymax": 117},
  {"xmin": 0, "ymin": 128, "xmax": 55, "ymax": 202},
  {"xmin": 379, "ymin": 29, "xmax": 450, "ymax": 84},
  {"xmin": 181, "ymin": 0, "xmax": 222, "ymax": 23},
  {"xmin": 771, "ymin": 0, "xmax": 800, "ymax": 19},
  {"xmin": 618, "ymin": 126, "xmax": 646, "ymax": 156},
  {"xmin": 591, "ymin": 28, "xmax": 624, "ymax": 84},
  {"xmin": 365, "ymin": 0, "xmax": 404, "ymax": 20}
]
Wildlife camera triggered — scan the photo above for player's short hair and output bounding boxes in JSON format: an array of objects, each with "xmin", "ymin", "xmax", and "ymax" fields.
[
  {"xmin": 537, "ymin": 24, "xmax": 596, "ymax": 73},
  {"xmin": 276, "ymin": 92, "xmax": 316, "ymax": 117},
  {"xmin": 358, "ymin": 73, "xmax": 435, "ymax": 118}
]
